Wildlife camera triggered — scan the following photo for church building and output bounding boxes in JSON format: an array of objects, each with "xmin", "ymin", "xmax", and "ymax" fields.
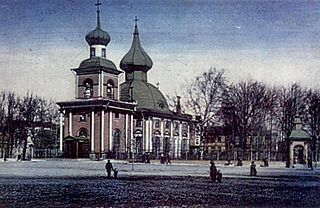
[{"xmin": 57, "ymin": 2, "xmax": 201, "ymax": 160}]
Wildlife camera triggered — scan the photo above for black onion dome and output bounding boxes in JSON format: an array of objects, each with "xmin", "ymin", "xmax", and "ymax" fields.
[
  {"xmin": 120, "ymin": 24, "xmax": 153, "ymax": 72},
  {"xmin": 85, "ymin": 11, "xmax": 110, "ymax": 46}
]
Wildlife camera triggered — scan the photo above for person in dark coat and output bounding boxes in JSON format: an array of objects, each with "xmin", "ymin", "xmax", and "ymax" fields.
[
  {"xmin": 105, "ymin": 160, "xmax": 114, "ymax": 178},
  {"xmin": 263, "ymin": 157, "xmax": 269, "ymax": 167},
  {"xmin": 210, "ymin": 161, "xmax": 217, "ymax": 182},
  {"xmin": 217, "ymin": 170, "xmax": 222, "ymax": 183},
  {"xmin": 250, "ymin": 161, "xmax": 257, "ymax": 176},
  {"xmin": 308, "ymin": 157, "xmax": 313, "ymax": 170},
  {"xmin": 237, "ymin": 158, "xmax": 243, "ymax": 166}
]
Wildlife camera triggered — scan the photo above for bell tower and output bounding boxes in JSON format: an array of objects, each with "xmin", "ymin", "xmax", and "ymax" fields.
[{"xmin": 72, "ymin": 0, "xmax": 122, "ymax": 100}]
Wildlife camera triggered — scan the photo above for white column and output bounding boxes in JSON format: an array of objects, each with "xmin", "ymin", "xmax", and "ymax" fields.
[
  {"xmin": 187, "ymin": 125, "xmax": 190, "ymax": 152},
  {"xmin": 59, "ymin": 112, "xmax": 63, "ymax": 151},
  {"xmin": 109, "ymin": 112, "xmax": 113, "ymax": 151},
  {"xmin": 101, "ymin": 73, "xmax": 104, "ymax": 97},
  {"xmin": 171, "ymin": 121, "xmax": 174, "ymax": 157},
  {"xmin": 149, "ymin": 118, "xmax": 152, "ymax": 152},
  {"xmin": 101, "ymin": 109, "xmax": 104, "ymax": 152},
  {"xmin": 98, "ymin": 73, "xmax": 101, "ymax": 97},
  {"xmin": 130, "ymin": 114, "xmax": 134, "ymax": 153},
  {"xmin": 68, "ymin": 111, "xmax": 72, "ymax": 136},
  {"xmin": 75, "ymin": 75, "xmax": 78, "ymax": 98},
  {"xmin": 125, "ymin": 114, "xmax": 128, "ymax": 152},
  {"xmin": 145, "ymin": 119, "xmax": 149, "ymax": 152},
  {"xmin": 178, "ymin": 123, "xmax": 182, "ymax": 157},
  {"xmin": 91, "ymin": 110, "xmax": 95, "ymax": 152},
  {"xmin": 160, "ymin": 120, "xmax": 164, "ymax": 153}
]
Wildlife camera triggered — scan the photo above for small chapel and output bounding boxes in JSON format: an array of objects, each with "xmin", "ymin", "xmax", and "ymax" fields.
[{"xmin": 57, "ymin": 2, "xmax": 201, "ymax": 160}]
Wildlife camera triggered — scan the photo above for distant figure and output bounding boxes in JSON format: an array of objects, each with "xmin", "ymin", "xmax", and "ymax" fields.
[
  {"xmin": 142, "ymin": 153, "xmax": 146, "ymax": 163},
  {"xmin": 17, "ymin": 154, "xmax": 21, "ymax": 161},
  {"xmin": 210, "ymin": 161, "xmax": 217, "ymax": 182},
  {"xmin": 217, "ymin": 170, "xmax": 222, "ymax": 183},
  {"xmin": 250, "ymin": 161, "xmax": 257, "ymax": 176},
  {"xmin": 3, "ymin": 153, "xmax": 7, "ymax": 162},
  {"xmin": 308, "ymin": 157, "xmax": 313, "ymax": 170},
  {"xmin": 224, "ymin": 159, "xmax": 232, "ymax": 166},
  {"xmin": 146, "ymin": 154, "xmax": 150, "ymax": 163},
  {"xmin": 113, "ymin": 168, "xmax": 118, "ymax": 178},
  {"xmin": 237, "ymin": 158, "xmax": 243, "ymax": 166},
  {"xmin": 105, "ymin": 160, "xmax": 114, "ymax": 178},
  {"xmin": 263, "ymin": 157, "xmax": 269, "ymax": 167},
  {"xmin": 160, "ymin": 154, "xmax": 165, "ymax": 164},
  {"xmin": 166, "ymin": 155, "xmax": 171, "ymax": 165}
]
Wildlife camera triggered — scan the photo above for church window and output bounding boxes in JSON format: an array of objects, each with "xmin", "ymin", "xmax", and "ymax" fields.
[
  {"xmin": 165, "ymin": 120, "xmax": 170, "ymax": 129},
  {"xmin": 136, "ymin": 119, "xmax": 142, "ymax": 127},
  {"xmin": 90, "ymin": 47, "xmax": 95, "ymax": 57},
  {"xmin": 154, "ymin": 119, "xmax": 160, "ymax": 128},
  {"xmin": 174, "ymin": 122, "xmax": 179, "ymax": 130},
  {"xmin": 101, "ymin": 48, "xmax": 106, "ymax": 58},
  {"xmin": 114, "ymin": 112, "xmax": 120, "ymax": 119},
  {"xmin": 78, "ymin": 128, "xmax": 88, "ymax": 138},
  {"xmin": 79, "ymin": 114, "xmax": 86, "ymax": 122},
  {"xmin": 107, "ymin": 81, "xmax": 114, "ymax": 99},
  {"xmin": 83, "ymin": 79, "xmax": 93, "ymax": 98}
]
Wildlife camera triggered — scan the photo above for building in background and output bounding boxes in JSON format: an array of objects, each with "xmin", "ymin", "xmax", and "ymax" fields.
[{"xmin": 57, "ymin": 3, "xmax": 201, "ymax": 160}]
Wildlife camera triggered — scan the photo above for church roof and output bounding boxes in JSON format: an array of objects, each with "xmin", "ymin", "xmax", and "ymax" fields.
[
  {"xmin": 85, "ymin": 6, "xmax": 110, "ymax": 46},
  {"xmin": 289, "ymin": 129, "xmax": 310, "ymax": 139},
  {"xmin": 120, "ymin": 18, "xmax": 153, "ymax": 72},
  {"xmin": 75, "ymin": 57, "xmax": 122, "ymax": 75},
  {"xmin": 120, "ymin": 80, "xmax": 170, "ymax": 113},
  {"xmin": 289, "ymin": 114, "xmax": 310, "ymax": 139}
]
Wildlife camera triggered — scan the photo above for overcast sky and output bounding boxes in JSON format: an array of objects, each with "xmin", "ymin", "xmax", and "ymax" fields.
[{"xmin": 1, "ymin": 0, "xmax": 320, "ymax": 102}]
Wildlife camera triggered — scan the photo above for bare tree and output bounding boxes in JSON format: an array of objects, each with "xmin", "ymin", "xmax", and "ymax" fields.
[
  {"xmin": 185, "ymin": 68, "xmax": 226, "ymax": 126},
  {"xmin": 16, "ymin": 92, "xmax": 40, "ymax": 160},
  {"xmin": 277, "ymin": 83, "xmax": 306, "ymax": 165}
]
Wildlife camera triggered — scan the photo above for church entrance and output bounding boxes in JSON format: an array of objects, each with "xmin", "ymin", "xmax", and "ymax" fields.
[
  {"xmin": 163, "ymin": 137, "xmax": 170, "ymax": 156},
  {"xmin": 152, "ymin": 136, "xmax": 160, "ymax": 159},
  {"xmin": 294, "ymin": 145, "xmax": 304, "ymax": 164},
  {"xmin": 113, "ymin": 129, "xmax": 121, "ymax": 159},
  {"xmin": 64, "ymin": 136, "xmax": 90, "ymax": 158}
]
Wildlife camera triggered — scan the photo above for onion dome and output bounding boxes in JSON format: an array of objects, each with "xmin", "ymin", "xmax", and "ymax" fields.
[
  {"xmin": 85, "ymin": 8, "xmax": 110, "ymax": 46},
  {"xmin": 120, "ymin": 17, "xmax": 153, "ymax": 72}
]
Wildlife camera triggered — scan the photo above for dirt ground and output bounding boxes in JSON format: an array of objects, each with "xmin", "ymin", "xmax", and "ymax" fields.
[{"xmin": 0, "ymin": 174, "xmax": 319, "ymax": 207}]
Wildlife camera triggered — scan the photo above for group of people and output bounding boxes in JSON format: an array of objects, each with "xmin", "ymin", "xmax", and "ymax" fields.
[{"xmin": 160, "ymin": 154, "xmax": 171, "ymax": 165}]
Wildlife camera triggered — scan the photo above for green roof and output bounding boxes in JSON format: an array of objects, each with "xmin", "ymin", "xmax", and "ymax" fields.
[
  {"xmin": 75, "ymin": 57, "xmax": 122, "ymax": 75},
  {"xmin": 120, "ymin": 80, "xmax": 170, "ymax": 113},
  {"xmin": 120, "ymin": 24, "xmax": 153, "ymax": 72},
  {"xmin": 289, "ymin": 129, "xmax": 310, "ymax": 139}
]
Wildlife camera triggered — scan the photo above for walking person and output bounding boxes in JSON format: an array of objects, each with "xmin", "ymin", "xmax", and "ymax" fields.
[
  {"xmin": 105, "ymin": 160, "xmax": 114, "ymax": 178},
  {"xmin": 250, "ymin": 161, "xmax": 257, "ymax": 176},
  {"xmin": 210, "ymin": 160, "xmax": 217, "ymax": 182}
]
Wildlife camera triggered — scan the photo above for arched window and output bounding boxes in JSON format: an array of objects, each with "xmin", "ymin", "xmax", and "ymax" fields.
[
  {"xmin": 107, "ymin": 81, "xmax": 114, "ymax": 99},
  {"xmin": 83, "ymin": 79, "xmax": 93, "ymax": 98},
  {"xmin": 113, "ymin": 129, "xmax": 121, "ymax": 158},
  {"xmin": 78, "ymin": 128, "xmax": 88, "ymax": 138}
]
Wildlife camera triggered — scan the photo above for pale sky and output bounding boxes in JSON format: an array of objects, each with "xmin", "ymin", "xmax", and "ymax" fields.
[{"xmin": 1, "ymin": 0, "xmax": 320, "ymax": 103}]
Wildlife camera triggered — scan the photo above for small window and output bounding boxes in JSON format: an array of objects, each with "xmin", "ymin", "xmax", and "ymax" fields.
[
  {"xmin": 79, "ymin": 114, "xmax": 86, "ymax": 122},
  {"xmin": 154, "ymin": 119, "xmax": 160, "ymax": 128},
  {"xmin": 217, "ymin": 136, "xmax": 221, "ymax": 143},
  {"xmin": 101, "ymin": 48, "xmax": 106, "ymax": 58},
  {"xmin": 114, "ymin": 112, "xmax": 120, "ymax": 119},
  {"xmin": 165, "ymin": 120, "xmax": 171, "ymax": 129},
  {"xmin": 90, "ymin": 47, "xmax": 95, "ymax": 57},
  {"xmin": 107, "ymin": 82, "xmax": 114, "ymax": 99},
  {"xmin": 83, "ymin": 79, "xmax": 93, "ymax": 98},
  {"xmin": 136, "ymin": 119, "xmax": 142, "ymax": 127},
  {"xmin": 174, "ymin": 122, "xmax": 179, "ymax": 130}
]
